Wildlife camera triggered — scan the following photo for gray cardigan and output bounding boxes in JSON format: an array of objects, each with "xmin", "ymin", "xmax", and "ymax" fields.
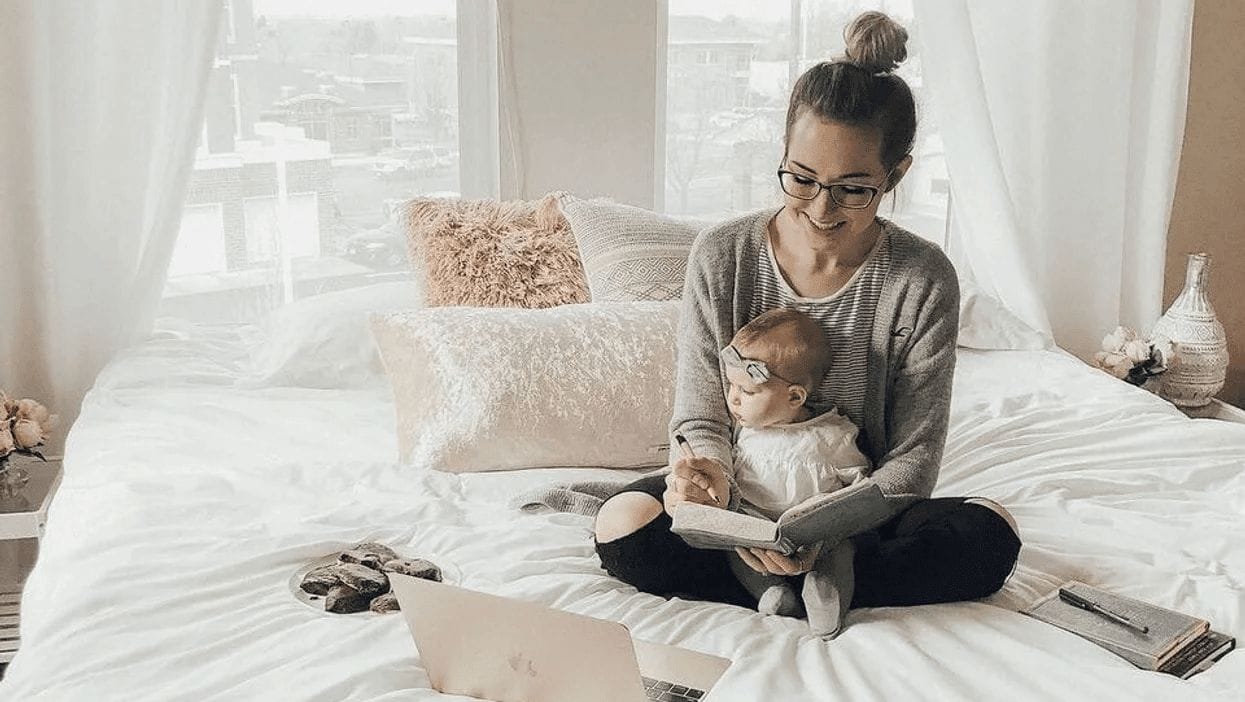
[{"xmin": 671, "ymin": 209, "xmax": 960, "ymax": 501}]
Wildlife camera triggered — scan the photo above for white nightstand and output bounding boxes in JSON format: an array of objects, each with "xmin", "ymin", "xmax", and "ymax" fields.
[
  {"xmin": 0, "ymin": 459, "xmax": 61, "ymax": 668},
  {"xmin": 1180, "ymin": 398, "xmax": 1245, "ymax": 424}
]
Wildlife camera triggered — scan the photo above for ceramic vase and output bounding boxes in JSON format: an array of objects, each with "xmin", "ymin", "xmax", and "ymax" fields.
[{"xmin": 1151, "ymin": 253, "xmax": 1230, "ymax": 407}]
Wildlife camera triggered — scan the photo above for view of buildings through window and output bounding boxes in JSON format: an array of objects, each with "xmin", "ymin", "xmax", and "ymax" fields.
[
  {"xmin": 162, "ymin": 0, "xmax": 458, "ymax": 323},
  {"xmin": 665, "ymin": 0, "xmax": 948, "ymax": 243},
  {"xmin": 163, "ymin": 1, "xmax": 949, "ymax": 323}
]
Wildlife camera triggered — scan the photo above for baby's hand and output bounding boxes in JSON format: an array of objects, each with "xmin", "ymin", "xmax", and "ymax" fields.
[
  {"xmin": 663, "ymin": 456, "xmax": 730, "ymax": 517},
  {"xmin": 735, "ymin": 542, "xmax": 822, "ymax": 576}
]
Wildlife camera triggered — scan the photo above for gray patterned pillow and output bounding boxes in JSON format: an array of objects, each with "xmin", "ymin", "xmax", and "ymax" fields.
[{"xmin": 558, "ymin": 196, "xmax": 701, "ymax": 302}]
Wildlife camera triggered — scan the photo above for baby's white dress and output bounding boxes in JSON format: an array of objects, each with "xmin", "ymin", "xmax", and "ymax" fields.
[{"xmin": 733, "ymin": 408, "xmax": 871, "ymax": 520}]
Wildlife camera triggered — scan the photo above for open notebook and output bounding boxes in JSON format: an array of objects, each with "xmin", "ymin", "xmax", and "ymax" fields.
[
  {"xmin": 670, "ymin": 479, "xmax": 918, "ymax": 556},
  {"xmin": 1024, "ymin": 581, "xmax": 1235, "ymax": 679}
]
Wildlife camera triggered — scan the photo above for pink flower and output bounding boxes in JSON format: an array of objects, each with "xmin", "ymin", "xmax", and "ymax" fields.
[
  {"xmin": 15, "ymin": 398, "xmax": 50, "ymax": 425},
  {"xmin": 0, "ymin": 426, "xmax": 13, "ymax": 458},
  {"xmin": 1122, "ymin": 339, "xmax": 1152, "ymax": 364},
  {"xmin": 0, "ymin": 392, "xmax": 16, "ymax": 422},
  {"xmin": 11, "ymin": 419, "xmax": 45, "ymax": 450},
  {"xmin": 1102, "ymin": 326, "xmax": 1139, "ymax": 353},
  {"xmin": 1091, "ymin": 351, "xmax": 1133, "ymax": 379}
]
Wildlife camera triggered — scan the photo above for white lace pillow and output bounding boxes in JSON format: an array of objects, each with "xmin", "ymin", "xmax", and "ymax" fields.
[{"xmin": 371, "ymin": 302, "xmax": 680, "ymax": 472}]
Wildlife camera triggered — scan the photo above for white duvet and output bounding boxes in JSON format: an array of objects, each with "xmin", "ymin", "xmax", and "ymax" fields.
[{"xmin": 2, "ymin": 325, "xmax": 1244, "ymax": 701}]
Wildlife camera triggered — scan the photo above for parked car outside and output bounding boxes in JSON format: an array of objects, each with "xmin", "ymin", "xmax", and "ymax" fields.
[
  {"xmin": 370, "ymin": 145, "xmax": 455, "ymax": 180},
  {"xmin": 345, "ymin": 221, "xmax": 407, "ymax": 269}
]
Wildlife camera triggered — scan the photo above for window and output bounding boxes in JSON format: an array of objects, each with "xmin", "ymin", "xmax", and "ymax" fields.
[
  {"xmin": 162, "ymin": 0, "xmax": 461, "ymax": 324},
  {"xmin": 168, "ymin": 204, "xmax": 227, "ymax": 277},
  {"xmin": 664, "ymin": 0, "xmax": 948, "ymax": 243},
  {"xmin": 243, "ymin": 193, "xmax": 321, "ymax": 263}
]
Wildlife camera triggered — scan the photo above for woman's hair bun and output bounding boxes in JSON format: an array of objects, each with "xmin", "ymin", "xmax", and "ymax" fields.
[{"xmin": 843, "ymin": 11, "xmax": 908, "ymax": 74}]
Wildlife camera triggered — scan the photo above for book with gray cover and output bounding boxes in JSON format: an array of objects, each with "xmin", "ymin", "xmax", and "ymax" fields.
[
  {"xmin": 1023, "ymin": 581, "xmax": 1234, "ymax": 676},
  {"xmin": 670, "ymin": 478, "xmax": 919, "ymax": 556}
]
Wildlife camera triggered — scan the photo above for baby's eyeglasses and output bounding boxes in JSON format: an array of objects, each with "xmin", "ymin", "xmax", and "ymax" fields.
[{"xmin": 719, "ymin": 345, "xmax": 793, "ymax": 386}]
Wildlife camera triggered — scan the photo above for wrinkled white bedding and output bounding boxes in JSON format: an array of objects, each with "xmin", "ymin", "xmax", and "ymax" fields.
[{"xmin": 2, "ymin": 324, "xmax": 1244, "ymax": 701}]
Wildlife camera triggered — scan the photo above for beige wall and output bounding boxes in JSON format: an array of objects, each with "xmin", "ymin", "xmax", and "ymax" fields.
[
  {"xmin": 496, "ymin": 0, "xmax": 661, "ymax": 208},
  {"xmin": 1166, "ymin": 0, "xmax": 1245, "ymax": 406}
]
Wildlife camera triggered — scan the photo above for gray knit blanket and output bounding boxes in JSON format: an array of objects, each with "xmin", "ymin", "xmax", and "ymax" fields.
[{"xmin": 508, "ymin": 473, "xmax": 663, "ymax": 517}]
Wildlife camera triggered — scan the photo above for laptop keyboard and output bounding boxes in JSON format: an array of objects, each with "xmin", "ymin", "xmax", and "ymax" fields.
[{"xmin": 641, "ymin": 676, "xmax": 706, "ymax": 701}]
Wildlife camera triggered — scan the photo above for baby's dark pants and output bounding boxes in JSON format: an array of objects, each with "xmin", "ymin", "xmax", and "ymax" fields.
[{"xmin": 594, "ymin": 474, "xmax": 1022, "ymax": 608}]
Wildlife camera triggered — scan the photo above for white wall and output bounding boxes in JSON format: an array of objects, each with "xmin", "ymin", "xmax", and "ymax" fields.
[{"xmin": 495, "ymin": 0, "xmax": 663, "ymax": 208}]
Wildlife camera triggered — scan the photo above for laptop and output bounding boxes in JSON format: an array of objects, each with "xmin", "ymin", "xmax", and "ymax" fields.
[{"xmin": 390, "ymin": 573, "xmax": 732, "ymax": 702}]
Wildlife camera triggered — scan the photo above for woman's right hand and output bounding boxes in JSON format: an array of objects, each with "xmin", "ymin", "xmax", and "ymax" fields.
[{"xmin": 663, "ymin": 456, "xmax": 730, "ymax": 517}]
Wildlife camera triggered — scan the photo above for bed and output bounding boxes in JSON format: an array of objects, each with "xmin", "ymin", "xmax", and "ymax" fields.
[{"xmin": 2, "ymin": 299, "xmax": 1244, "ymax": 701}]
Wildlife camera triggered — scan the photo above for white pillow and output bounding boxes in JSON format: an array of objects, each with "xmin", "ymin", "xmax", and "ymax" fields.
[
  {"xmin": 371, "ymin": 302, "xmax": 680, "ymax": 472},
  {"xmin": 246, "ymin": 281, "xmax": 424, "ymax": 388},
  {"xmin": 957, "ymin": 278, "xmax": 1053, "ymax": 350}
]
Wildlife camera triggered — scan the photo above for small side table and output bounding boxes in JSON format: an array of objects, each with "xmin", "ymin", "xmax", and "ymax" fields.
[
  {"xmin": 0, "ymin": 459, "xmax": 62, "ymax": 667},
  {"xmin": 1180, "ymin": 398, "xmax": 1245, "ymax": 424}
]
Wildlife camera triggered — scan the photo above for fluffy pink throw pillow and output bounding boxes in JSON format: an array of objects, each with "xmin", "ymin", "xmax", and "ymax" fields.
[{"xmin": 402, "ymin": 194, "xmax": 590, "ymax": 308}]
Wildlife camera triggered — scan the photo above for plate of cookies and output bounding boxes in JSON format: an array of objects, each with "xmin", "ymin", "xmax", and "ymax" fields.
[{"xmin": 289, "ymin": 542, "xmax": 457, "ymax": 615}]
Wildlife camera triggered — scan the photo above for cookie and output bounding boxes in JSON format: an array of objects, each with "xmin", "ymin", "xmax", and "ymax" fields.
[
  {"xmin": 335, "ymin": 563, "xmax": 389, "ymax": 597},
  {"xmin": 299, "ymin": 565, "xmax": 342, "ymax": 596},
  {"xmin": 353, "ymin": 542, "xmax": 399, "ymax": 562},
  {"xmin": 339, "ymin": 542, "xmax": 399, "ymax": 569},
  {"xmin": 325, "ymin": 584, "xmax": 371, "ymax": 614},
  {"xmin": 369, "ymin": 592, "xmax": 401, "ymax": 613},
  {"xmin": 382, "ymin": 558, "xmax": 442, "ymax": 582}
]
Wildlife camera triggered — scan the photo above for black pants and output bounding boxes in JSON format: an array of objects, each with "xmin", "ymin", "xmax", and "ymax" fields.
[{"xmin": 594, "ymin": 474, "xmax": 1022, "ymax": 609}]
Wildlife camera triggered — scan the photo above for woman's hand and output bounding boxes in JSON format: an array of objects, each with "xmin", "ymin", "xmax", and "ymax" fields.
[
  {"xmin": 663, "ymin": 456, "xmax": 730, "ymax": 517},
  {"xmin": 734, "ymin": 542, "xmax": 822, "ymax": 576}
]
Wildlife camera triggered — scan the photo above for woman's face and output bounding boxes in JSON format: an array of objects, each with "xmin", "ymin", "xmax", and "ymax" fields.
[{"xmin": 780, "ymin": 112, "xmax": 908, "ymax": 245}]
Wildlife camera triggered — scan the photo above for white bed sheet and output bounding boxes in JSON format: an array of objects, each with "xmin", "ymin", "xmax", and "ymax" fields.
[{"xmin": 2, "ymin": 325, "xmax": 1244, "ymax": 701}]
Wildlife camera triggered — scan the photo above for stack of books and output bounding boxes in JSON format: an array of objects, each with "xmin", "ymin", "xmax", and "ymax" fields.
[{"xmin": 1024, "ymin": 580, "xmax": 1235, "ymax": 679}]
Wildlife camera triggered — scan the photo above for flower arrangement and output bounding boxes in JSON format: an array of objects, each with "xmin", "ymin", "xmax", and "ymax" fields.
[
  {"xmin": 1091, "ymin": 326, "xmax": 1179, "ymax": 387},
  {"xmin": 0, "ymin": 390, "xmax": 58, "ymax": 499}
]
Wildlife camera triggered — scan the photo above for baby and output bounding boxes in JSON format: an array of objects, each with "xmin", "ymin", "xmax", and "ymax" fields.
[{"xmin": 720, "ymin": 307, "xmax": 870, "ymax": 638}]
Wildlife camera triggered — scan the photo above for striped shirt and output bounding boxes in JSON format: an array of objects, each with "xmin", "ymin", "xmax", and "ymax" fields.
[
  {"xmin": 747, "ymin": 221, "xmax": 892, "ymax": 427},
  {"xmin": 671, "ymin": 207, "xmax": 959, "ymax": 503}
]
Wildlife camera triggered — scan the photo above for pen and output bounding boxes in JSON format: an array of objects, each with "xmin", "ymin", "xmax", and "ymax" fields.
[
  {"xmin": 1059, "ymin": 587, "xmax": 1150, "ymax": 634},
  {"xmin": 673, "ymin": 433, "xmax": 721, "ymax": 506}
]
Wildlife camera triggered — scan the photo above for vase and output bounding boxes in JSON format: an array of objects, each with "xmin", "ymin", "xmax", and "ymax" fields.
[{"xmin": 1151, "ymin": 253, "xmax": 1230, "ymax": 408}]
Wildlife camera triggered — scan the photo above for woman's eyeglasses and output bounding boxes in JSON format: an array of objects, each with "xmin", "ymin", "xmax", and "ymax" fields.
[{"xmin": 776, "ymin": 168, "xmax": 893, "ymax": 209}]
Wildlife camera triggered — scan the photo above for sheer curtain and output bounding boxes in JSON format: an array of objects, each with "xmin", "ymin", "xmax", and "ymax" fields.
[
  {"xmin": 0, "ymin": 0, "xmax": 222, "ymax": 444},
  {"xmin": 915, "ymin": 0, "xmax": 1194, "ymax": 357},
  {"xmin": 663, "ymin": 0, "xmax": 951, "ymax": 245},
  {"xmin": 157, "ymin": 1, "xmax": 463, "ymax": 327}
]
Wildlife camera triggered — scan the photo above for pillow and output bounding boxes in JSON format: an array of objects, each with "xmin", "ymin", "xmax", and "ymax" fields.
[
  {"xmin": 558, "ymin": 195, "xmax": 700, "ymax": 302},
  {"xmin": 246, "ymin": 281, "xmax": 423, "ymax": 388},
  {"xmin": 402, "ymin": 194, "xmax": 590, "ymax": 308},
  {"xmin": 957, "ymin": 278, "xmax": 1053, "ymax": 350},
  {"xmin": 371, "ymin": 302, "xmax": 680, "ymax": 472}
]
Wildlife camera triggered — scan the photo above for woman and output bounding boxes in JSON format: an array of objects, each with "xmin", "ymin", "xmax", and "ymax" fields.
[{"xmin": 593, "ymin": 12, "xmax": 1021, "ymax": 620}]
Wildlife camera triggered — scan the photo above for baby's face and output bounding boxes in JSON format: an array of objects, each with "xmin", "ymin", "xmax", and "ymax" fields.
[{"xmin": 724, "ymin": 364, "xmax": 805, "ymax": 428}]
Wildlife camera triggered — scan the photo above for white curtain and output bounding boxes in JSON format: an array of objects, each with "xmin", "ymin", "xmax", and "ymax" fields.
[
  {"xmin": 0, "ymin": 0, "xmax": 222, "ymax": 444},
  {"xmin": 915, "ymin": 0, "xmax": 1194, "ymax": 358}
]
